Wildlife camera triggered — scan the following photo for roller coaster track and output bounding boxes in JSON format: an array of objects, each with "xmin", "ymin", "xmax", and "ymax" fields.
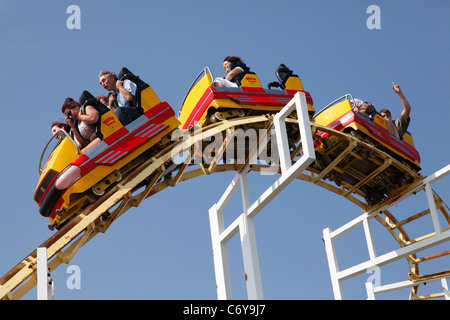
[{"xmin": 0, "ymin": 101, "xmax": 449, "ymax": 299}]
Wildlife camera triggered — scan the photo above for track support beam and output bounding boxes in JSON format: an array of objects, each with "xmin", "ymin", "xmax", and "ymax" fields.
[
  {"xmin": 209, "ymin": 92, "xmax": 315, "ymax": 299},
  {"xmin": 323, "ymin": 164, "xmax": 450, "ymax": 299},
  {"xmin": 37, "ymin": 247, "xmax": 54, "ymax": 300}
]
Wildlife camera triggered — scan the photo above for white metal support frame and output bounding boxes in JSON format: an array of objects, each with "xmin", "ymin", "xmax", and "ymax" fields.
[
  {"xmin": 209, "ymin": 92, "xmax": 316, "ymax": 299},
  {"xmin": 365, "ymin": 275, "xmax": 450, "ymax": 300},
  {"xmin": 37, "ymin": 247, "xmax": 55, "ymax": 300},
  {"xmin": 323, "ymin": 164, "xmax": 450, "ymax": 300}
]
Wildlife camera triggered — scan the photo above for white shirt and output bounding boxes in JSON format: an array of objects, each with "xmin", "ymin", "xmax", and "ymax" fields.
[{"xmin": 116, "ymin": 79, "xmax": 137, "ymax": 107}]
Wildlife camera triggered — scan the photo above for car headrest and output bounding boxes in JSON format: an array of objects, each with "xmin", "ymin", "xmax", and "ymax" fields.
[
  {"xmin": 118, "ymin": 67, "xmax": 138, "ymax": 81},
  {"xmin": 276, "ymin": 64, "xmax": 296, "ymax": 86},
  {"xmin": 79, "ymin": 90, "xmax": 97, "ymax": 107}
]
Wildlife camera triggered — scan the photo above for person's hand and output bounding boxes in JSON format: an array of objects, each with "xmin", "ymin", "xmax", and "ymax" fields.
[
  {"xmin": 66, "ymin": 107, "xmax": 80, "ymax": 125},
  {"xmin": 65, "ymin": 117, "xmax": 75, "ymax": 128},
  {"xmin": 116, "ymin": 80, "xmax": 124, "ymax": 88},
  {"xmin": 108, "ymin": 93, "xmax": 116, "ymax": 103},
  {"xmin": 392, "ymin": 82, "xmax": 402, "ymax": 94}
]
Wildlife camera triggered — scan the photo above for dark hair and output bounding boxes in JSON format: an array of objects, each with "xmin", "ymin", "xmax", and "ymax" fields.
[
  {"xmin": 224, "ymin": 56, "xmax": 244, "ymax": 64},
  {"xmin": 61, "ymin": 97, "xmax": 81, "ymax": 113},
  {"xmin": 379, "ymin": 108, "xmax": 391, "ymax": 116},
  {"xmin": 51, "ymin": 121, "xmax": 70, "ymax": 131}
]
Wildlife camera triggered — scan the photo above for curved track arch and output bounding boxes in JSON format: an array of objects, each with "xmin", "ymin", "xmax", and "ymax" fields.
[{"xmin": 0, "ymin": 109, "xmax": 448, "ymax": 299}]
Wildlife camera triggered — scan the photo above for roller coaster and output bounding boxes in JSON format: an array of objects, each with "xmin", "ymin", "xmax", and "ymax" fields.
[{"xmin": 0, "ymin": 65, "xmax": 449, "ymax": 300}]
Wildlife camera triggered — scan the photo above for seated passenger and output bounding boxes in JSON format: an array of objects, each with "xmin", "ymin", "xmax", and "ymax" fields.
[
  {"xmin": 351, "ymin": 98, "xmax": 376, "ymax": 119},
  {"xmin": 213, "ymin": 56, "xmax": 249, "ymax": 88},
  {"xmin": 62, "ymin": 97, "xmax": 101, "ymax": 153},
  {"xmin": 352, "ymin": 97, "xmax": 399, "ymax": 139},
  {"xmin": 379, "ymin": 82, "xmax": 412, "ymax": 140},
  {"xmin": 98, "ymin": 70, "xmax": 141, "ymax": 125},
  {"xmin": 96, "ymin": 95, "xmax": 110, "ymax": 109},
  {"xmin": 51, "ymin": 121, "xmax": 70, "ymax": 140}
]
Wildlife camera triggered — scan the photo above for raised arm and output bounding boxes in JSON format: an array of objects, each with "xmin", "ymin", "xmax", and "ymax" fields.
[{"xmin": 393, "ymin": 82, "xmax": 411, "ymax": 120}]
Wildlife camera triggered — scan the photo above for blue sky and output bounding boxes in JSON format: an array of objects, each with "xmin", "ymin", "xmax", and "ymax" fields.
[{"xmin": 0, "ymin": 0, "xmax": 449, "ymax": 300}]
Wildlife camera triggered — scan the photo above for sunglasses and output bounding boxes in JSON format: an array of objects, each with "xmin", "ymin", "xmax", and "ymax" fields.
[{"xmin": 66, "ymin": 105, "xmax": 78, "ymax": 119}]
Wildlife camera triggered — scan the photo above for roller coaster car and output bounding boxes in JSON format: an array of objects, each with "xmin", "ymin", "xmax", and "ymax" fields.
[
  {"xmin": 34, "ymin": 68, "xmax": 180, "ymax": 230},
  {"xmin": 313, "ymin": 95, "xmax": 421, "ymax": 205},
  {"xmin": 178, "ymin": 64, "xmax": 315, "ymax": 132}
]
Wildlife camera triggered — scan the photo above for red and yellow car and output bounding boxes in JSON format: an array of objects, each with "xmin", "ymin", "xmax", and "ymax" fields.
[
  {"xmin": 313, "ymin": 94, "xmax": 421, "ymax": 205},
  {"xmin": 178, "ymin": 64, "xmax": 315, "ymax": 131},
  {"xmin": 34, "ymin": 69, "xmax": 180, "ymax": 230},
  {"xmin": 314, "ymin": 94, "xmax": 420, "ymax": 171}
]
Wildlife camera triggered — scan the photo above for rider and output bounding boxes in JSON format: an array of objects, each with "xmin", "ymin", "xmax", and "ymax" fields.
[
  {"xmin": 213, "ymin": 56, "xmax": 250, "ymax": 88},
  {"xmin": 379, "ymin": 82, "xmax": 411, "ymax": 140},
  {"xmin": 99, "ymin": 70, "xmax": 141, "ymax": 125}
]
